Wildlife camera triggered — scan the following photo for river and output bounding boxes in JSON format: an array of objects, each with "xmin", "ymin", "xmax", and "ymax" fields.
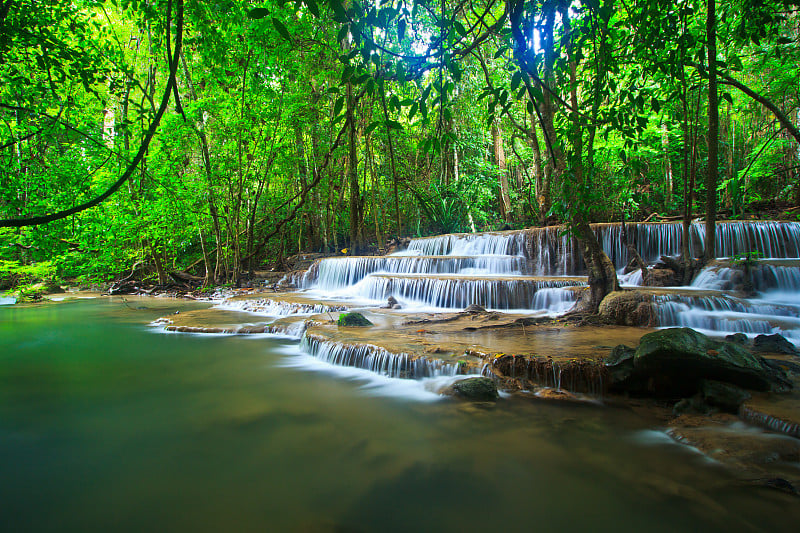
[{"xmin": 1, "ymin": 297, "xmax": 798, "ymax": 532}]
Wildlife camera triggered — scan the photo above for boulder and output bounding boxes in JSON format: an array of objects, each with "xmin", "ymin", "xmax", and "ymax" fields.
[
  {"xmin": 725, "ymin": 333, "xmax": 749, "ymax": 345},
  {"xmin": 753, "ymin": 333, "xmax": 800, "ymax": 356},
  {"xmin": 644, "ymin": 268, "xmax": 680, "ymax": 287},
  {"xmin": 598, "ymin": 290, "xmax": 657, "ymax": 327},
  {"xmin": 337, "ymin": 312, "xmax": 373, "ymax": 327},
  {"xmin": 606, "ymin": 328, "xmax": 790, "ymax": 397},
  {"xmin": 443, "ymin": 377, "xmax": 499, "ymax": 401}
]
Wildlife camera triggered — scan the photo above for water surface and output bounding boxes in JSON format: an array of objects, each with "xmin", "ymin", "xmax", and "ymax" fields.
[{"xmin": 1, "ymin": 298, "xmax": 798, "ymax": 532}]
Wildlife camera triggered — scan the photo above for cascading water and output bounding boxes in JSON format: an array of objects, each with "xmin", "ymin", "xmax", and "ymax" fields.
[
  {"xmin": 292, "ymin": 219, "xmax": 800, "ymax": 377},
  {"xmin": 300, "ymin": 334, "xmax": 475, "ymax": 379},
  {"xmin": 655, "ymin": 257, "xmax": 800, "ymax": 344},
  {"xmin": 302, "ymin": 230, "xmax": 587, "ymax": 313}
]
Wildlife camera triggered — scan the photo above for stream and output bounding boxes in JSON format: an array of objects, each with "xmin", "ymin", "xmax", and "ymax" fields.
[{"xmin": 2, "ymin": 297, "xmax": 799, "ymax": 532}]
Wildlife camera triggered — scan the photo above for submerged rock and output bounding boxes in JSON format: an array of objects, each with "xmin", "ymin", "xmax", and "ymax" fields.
[
  {"xmin": 337, "ymin": 312, "xmax": 373, "ymax": 327},
  {"xmin": 606, "ymin": 328, "xmax": 791, "ymax": 397},
  {"xmin": 753, "ymin": 333, "xmax": 800, "ymax": 356},
  {"xmin": 443, "ymin": 377, "xmax": 499, "ymax": 401}
]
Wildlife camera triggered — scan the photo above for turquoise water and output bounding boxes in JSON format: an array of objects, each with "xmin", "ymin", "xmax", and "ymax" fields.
[{"xmin": 1, "ymin": 298, "xmax": 798, "ymax": 532}]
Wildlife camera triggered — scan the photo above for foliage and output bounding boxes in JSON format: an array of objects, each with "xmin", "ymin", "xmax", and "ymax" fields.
[{"xmin": 0, "ymin": 0, "xmax": 798, "ymax": 285}]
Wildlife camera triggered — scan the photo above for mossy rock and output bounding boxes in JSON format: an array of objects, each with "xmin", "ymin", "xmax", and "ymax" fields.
[
  {"xmin": 606, "ymin": 328, "xmax": 791, "ymax": 397},
  {"xmin": 446, "ymin": 377, "xmax": 499, "ymax": 401},
  {"xmin": 753, "ymin": 333, "xmax": 800, "ymax": 356},
  {"xmin": 337, "ymin": 312, "xmax": 373, "ymax": 327}
]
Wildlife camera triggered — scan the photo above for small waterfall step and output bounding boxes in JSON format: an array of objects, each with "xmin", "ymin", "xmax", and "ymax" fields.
[
  {"xmin": 347, "ymin": 274, "xmax": 586, "ymax": 311},
  {"xmin": 307, "ymin": 254, "xmax": 528, "ymax": 288},
  {"xmin": 300, "ymin": 333, "xmax": 481, "ymax": 379},
  {"xmin": 691, "ymin": 258, "xmax": 800, "ymax": 293}
]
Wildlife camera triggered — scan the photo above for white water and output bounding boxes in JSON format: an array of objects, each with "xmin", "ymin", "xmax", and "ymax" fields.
[{"xmin": 300, "ymin": 221, "xmax": 800, "ymax": 336}]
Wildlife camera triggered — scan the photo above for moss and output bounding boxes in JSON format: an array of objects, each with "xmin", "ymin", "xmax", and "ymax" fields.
[{"xmin": 337, "ymin": 312, "xmax": 373, "ymax": 327}]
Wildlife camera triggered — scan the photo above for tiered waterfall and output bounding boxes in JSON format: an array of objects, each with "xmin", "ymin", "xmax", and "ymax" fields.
[{"xmin": 299, "ymin": 220, "xmax": 800, "ymax": 344}]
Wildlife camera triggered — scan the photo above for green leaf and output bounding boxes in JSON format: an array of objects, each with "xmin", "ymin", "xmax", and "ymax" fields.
[
  {"xmin": 511, "ymin": 71, "xmax": 522, "ymax": 92},
  {"xmin": 386, "ymin": 119, "xmax": 403, "ymax": 130},
  {"xmin": 721, "ymin": 92, "xmax": 733, "ymax": 105},
  {"xmin": 398, "ymin": 18, "xmax": 406, "ymax": 42},
  {"xmin": 304, "ymin": 0, "xmax": 320, "ymax": 17},
  {"xmin": 454, "ymin": 21, "xmax": 467, "ymax": 37},
  {"xmin": 248, "ymin": 7, "xmax": 270, "ymax": 19},
  {"xmin": 408, "ymin": 102, "xmax": 418, "ymax": 120},
  {"xmin": 333, "ymin": 96, "xmax": 345, "ymax": 116},
  {"xmin": 272, "ymin": 18, "xmax": 293, "ymax": 41},
  {"xmin": 365, "ymin": 120, "xmax": 381, "ymax": 135},
  {"xmin": 341, "ymin": 65, "xmax": 355, "ymax": 84}
]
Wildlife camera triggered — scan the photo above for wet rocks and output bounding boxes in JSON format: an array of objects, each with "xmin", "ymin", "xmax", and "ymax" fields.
[
  {"xmin": 726, "ymin": 332, "xmax": 748, "ymax": 345},
  {"xmin": 463, "ymin": 304, "xmax": 487, "ymax": 314},
  {"xmin": 442, "ymin": 377, "xmax": 499, "ymax": 401},
  {"xmin": 606, "ymin": 328, "xmax": 791, "ymax": 397},
  {"xmin": 753, "ymin": 333, "xmax": 800, "ymax": 356},
  {"xmin": 381, "ymin": 296, "xmax": 402, "ymax": 309},
  {"xmin": 598, "ymin": 290, "xmax": 657, "ymax": 327},
  {"xmin": 701, "ymin": 380, "xmax": 751, "ymax": 413},
  {"xmin": 643, "ymin": 267, "xmax": 680, "ymax": 287},
  {"xmin": 337, "ymin": 312, "xmax": 373, "ymax": 327}
]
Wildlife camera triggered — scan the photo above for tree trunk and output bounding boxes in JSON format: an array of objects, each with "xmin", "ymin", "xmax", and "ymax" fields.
[
  {"xmin": 705, "ymin": 0, "xmax": 718, "ymax": 261},
  {"xmin": 493, "ymin": 123, "xmax": 512, "ymax": 223},
  {"xmin": 346, "ymin": 81, "xmax": 362, "ymax": 255}
]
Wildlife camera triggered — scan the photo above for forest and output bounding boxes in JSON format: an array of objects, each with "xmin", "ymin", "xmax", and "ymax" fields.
[{"xmin": 1, "ymin": 0, "xmax": 799, "ymax": 298}]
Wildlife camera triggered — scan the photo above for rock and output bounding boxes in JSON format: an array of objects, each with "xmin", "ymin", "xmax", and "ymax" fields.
[
  {"xmin": 391, "ymin": 303, "xmax": 402, "ymax": 310},
  {"xmin": 643, "ymin": 268, "xmax": 680, "ymax": 287},
  {"xmin": 44, "ymin": 279, "xmax": 65, "ymax": 294},
  {"xmin": 701, "ymin": 380, "xmax": 751, "ymax": 413},
  {"xmin": 753, "ymin": 333, "xmax": 800, "ymax": 356},
  {"xmin": 443, "ymin": 377, "xmax": 499, "ymax": 401},
  {"xmin": 598, "ymin": 290, "xmax": 657, "ymax": 327},
  {"xmin": 337, "ymin": 312, "xmax": 373, "ymax": 327},
  {"xmin": 535, "ymin": 387, "xmax": 579, "ymax": 402},
  {"xmin": 463, "ymin": 304, "xmax": 487, "ymax": 314},
  {"xmin": 606, "ymin": 328, "xmax": 791, "ymax": 397},
  {"xmin": 673, "ymin": 396, "xmax": 712, "ymax": 416},
  {"xmin": 725, "ymin": 333, "xmax": 749, "ymax": 345}
]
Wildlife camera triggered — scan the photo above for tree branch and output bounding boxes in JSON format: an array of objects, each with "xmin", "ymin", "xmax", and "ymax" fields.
[{"xmin": 0, "ymin": 0, "xmax": 184, "ymax": 228}]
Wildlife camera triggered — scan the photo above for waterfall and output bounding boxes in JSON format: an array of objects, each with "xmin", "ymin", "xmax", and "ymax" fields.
[
  {"xmin": 595, "ymin": 220, "xmax": 800, "ymax": 267},
  {"xmin": 654, "ymin": 293, "xmax": 800, "ymax": 342},
  {"xmin": 307, "ymin": 255, "xmax": 526, "ymax": 289},
  {"xmin": 296, "ymin": 220, "xmax": 799, "ymax": 341},
  {"xmin": 343, "ymin": 275, "xmax": 584, "ymax": 311},
  {"xmin": 299, "ymin": 334, "xmax": 476, "ymax": 379}
]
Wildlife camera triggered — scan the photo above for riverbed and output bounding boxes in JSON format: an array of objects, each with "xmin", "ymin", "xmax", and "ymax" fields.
[{"xmin": 1, "ymin": 297, "xmax": 798, "ymax": 532}]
